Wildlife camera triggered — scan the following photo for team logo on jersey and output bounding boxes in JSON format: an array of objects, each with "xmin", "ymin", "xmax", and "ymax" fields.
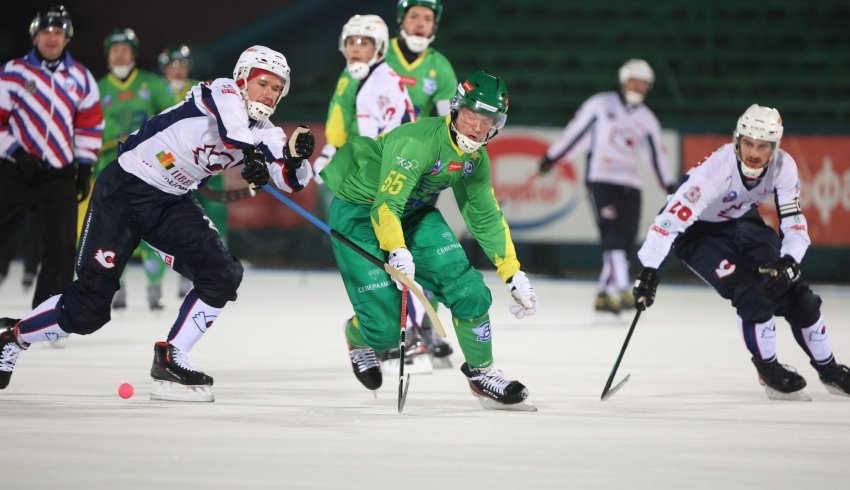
[
  {"xmin": 193, "ymin": 145, "xmax": 235, "ymax": 173},
  {"xmin": 610, "ymin": 127, "xmax": 640, "ymax": 153},
  {"xmin": 368, "ymin": 269, "xmax": 381, "ymax": 281},
  {"xmin": 722, "ymin": 191, "xmax": 738, "ymax": 203},
  {"xmin": 423, "ymin": 78, "xmax": 437, "ymax": 95},
  {"xmin": 660, "ymin": 219, "xmax": 672, "ymax": 229},
  {"xmin": 461, "ymin": 160, "xmax": 475, "ymax": 177},
  {"xmin": 448, "ymin": 161, "xmax": 463, "ymax": 172},
  {"xmin": 472, "ymin": 321, "xmax": 491, "ymax": 342},
  {"xmin": 715, "ymin": 259, "xmax": 736, "ymax": 279},
  {"xmin": 102, "ymin": 95, "xmax": 113, "ymax": 108},
  {"xmin": 139, "ymin": 86, "xmax": 150, "ymax": 100},
  {"xmin": 430, "ymin": 159, "xmax": 442, "ymax": 175},
  {"xmin": 63, "ymin": 77, "xmax": 76, "ymax": 92},
  {"xmin": 25, "ymin": 80, "xmax": 37, "ymax": 94},
  {"xmin": 394, "ymin": 156, "xmax": 419, "ymax": 171},
  {"xmin": 94, "ymin": 249, "xmax": 116, "ymax": 269},
  {"xmin": 442, "ymin": 232, "xmax": 453, "ymax": 241},
  {"xmin": 684, "ymin": 185, "xmax": 702, "ymax": 204}
]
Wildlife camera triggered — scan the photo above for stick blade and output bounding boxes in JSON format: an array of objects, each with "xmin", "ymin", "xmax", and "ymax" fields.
[
  {"xmin": 600, "ymin": 373, "xmax": 631, "ymax": 401},
  {"xmin": 397, "ymin": 374, "xmax": 411, "ymax": 413}
]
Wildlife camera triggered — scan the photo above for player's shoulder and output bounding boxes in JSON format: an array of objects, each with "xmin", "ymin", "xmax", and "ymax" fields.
[
  {"xmin": 208, "ymin": 77, "xmax": 240, "ymax": 91},
  {"xmin": 772, "ymin": 148, "xmax": 799, "ymax": 177}
]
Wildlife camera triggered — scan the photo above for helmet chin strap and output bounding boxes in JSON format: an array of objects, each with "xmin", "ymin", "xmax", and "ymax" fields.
[
  {"xmin": 451, "ymin": 121, "xmax": 483, "ymax": 153},
  {"xmin": 110, "ymin": 63, "xmax": 135, "ymax": 80},
  {"xmin": 623, "ymin": 90, "xmax": 644, "ymax": 106},
  {"xmin": 740, "ymin": 160, "xmax": 767, "ymax": 179}
]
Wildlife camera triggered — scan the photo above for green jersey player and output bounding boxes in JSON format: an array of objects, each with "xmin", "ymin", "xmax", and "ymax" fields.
[
  {"xmin": 95, "ymin": 28, "xmax": 174, "ymax": 310},
  {"xmin": 320, "ymin": 71, "xmax": 539, "ymax": 411},
  {"xmin": 385, "ymin": 0, "xmax": 456, "ymax": 118}
]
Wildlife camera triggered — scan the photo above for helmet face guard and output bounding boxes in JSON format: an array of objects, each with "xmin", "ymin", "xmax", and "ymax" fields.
[
  {"xmin": 618, "ymin": 59, "xmax": 654, "ymax": 106},
  {"xmin": 233, "ymin": 45, "xmax": 291, "ymax": 121},
  {"xmin": 450, "ymin": 71, "xmax": 509, "ymax": 152},
  {"xmin": 158, "ymin": 44, "xmax": 191, "ymax": 73},
  {"xmin": 29, "ymin": 5, "xmax": 74, "ymax": 39}
]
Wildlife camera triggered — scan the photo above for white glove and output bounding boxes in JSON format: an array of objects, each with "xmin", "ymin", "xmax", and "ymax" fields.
[
  {"xmin": 311, "ymin": 144, "xmax": 337, "ymax": 185},
  {"xmin": 506, "ymin": 271, "xmax": 538, "ymax": 319},
  {"xmin": 388, "ymin": 247, "xmax": 415, "ymax": 291}
]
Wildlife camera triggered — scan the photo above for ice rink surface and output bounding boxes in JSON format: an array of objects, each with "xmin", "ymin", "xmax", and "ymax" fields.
[{"xmin": 1, "ymin": 262, "xmax": 849, "ymax": 489}]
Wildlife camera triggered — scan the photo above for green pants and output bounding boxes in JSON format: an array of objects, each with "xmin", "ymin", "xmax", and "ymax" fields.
[{"xmin": 331, "ymin": 198, "xmax": 495, "ymax": 368}]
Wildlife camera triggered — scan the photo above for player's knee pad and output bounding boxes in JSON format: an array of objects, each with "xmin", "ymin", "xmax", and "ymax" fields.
[
  {"xmin": 193, "ymin": 257, "xmax": 243, "ymax": 308},
  {"xmin": 58, "ymin": 273, "xmax": 117, "ymax": 335},
  {"xmin": 780, "ymin": 280, "xmax": 822, "ymax": 329},
  {"xmin": 438, "ymin": 266, "xmax": 492, "ymax": 320}
]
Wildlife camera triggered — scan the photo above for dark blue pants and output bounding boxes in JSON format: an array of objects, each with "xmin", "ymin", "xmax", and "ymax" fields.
[
  {"xmin": 673, "ymin": 209, "xmax": 821, "ymax": 330},
  {"xmin": 58, "ymin": 162, "xmax": 242, "ymax": 335}
]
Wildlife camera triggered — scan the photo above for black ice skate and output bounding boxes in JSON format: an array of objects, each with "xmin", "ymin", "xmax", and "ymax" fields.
[
  {"xmin": 460, "ymin": 363, "xmax": 537, "ymax": 412},
  {"xmin": 751, "ymin": 356, "xmax": 810, "ymax": 401},
  {"xmin": 0, "ymin": 318, "xmax": 28, "ymax": 390},
  {"xmin": 430, "ymin": 338, "xmax": 454, "ymax": 369},
  {"xmin": 594, "ymin": 291, "xmax": 621, "ymax": 316},
  {"xmin": 348, "ymin": 340, "xmax": 382, "ymax": 392},
  {"xmin": 811, "ymin": 359, "xmax": 850, "ymax": 397},
  {"xmin": 377, "ymin": 329, "xmax": 433, "ymax": 375},
  {"xmin": 150, "ymin": 342, "xmax": 214, "ymax": 402}
]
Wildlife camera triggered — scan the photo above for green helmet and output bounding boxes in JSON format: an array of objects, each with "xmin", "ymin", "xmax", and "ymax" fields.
[
  {"xmin": 450, "ymin": 71, "xmax": 509, "ymax": 152},
  {"xmin": 396, "ymin": 0, "xmax": 442, "ymax": 26},
  {"xmin": 158, "ymin": 44, "xmax": 192, "ymax": 72},
  {"xmin": 103, "ymin": 28, "xmax": 138, "ymax": 57}
]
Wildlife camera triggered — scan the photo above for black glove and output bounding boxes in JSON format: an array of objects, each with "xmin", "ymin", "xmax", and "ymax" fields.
[
  {"xmin": 240, "ymin": 145, "xmax": 270, "ymax": 187},
  {"xmin": 284, "ymin": 125, "xmax": 314, "ymax": 169},
  {"xmin": 12, "ymin": 146, "xmax": 43, "ymax": 170},
  {"xmin": 76, "ymin": 163, "xmax": 92, "ymax": 203},
  {"xmin": 633, "ymin": 267, "xmax": 660, "ymax": 311},
  {"xmin": 666, "ymin": 184, "xmax": 678, "ymax": 195},
  {"xmin": 758, "ymin": 255, "xmax": 801, "ymax": 301},
  {"xmin": 538, "ymin": 155, "xmax": 555, "ymax": 174}
]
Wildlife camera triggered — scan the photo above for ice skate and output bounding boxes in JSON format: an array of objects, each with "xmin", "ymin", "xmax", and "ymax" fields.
[
  {"xmin": 379, "ymin": 338, "xmax": 433, "ymax": 375},
  {"xmin": 430, "ymin": 339, "xmax": 454, "ymax": 369},
  {"xmin": 150, "ymin": 342, "xmax": 214, "ymax": 402},
  {"xmin": 0, "ymin": 318, "xmax": 28, "ymax": 390},
  {"xmin": 811, "ymin": 359, "xmax": 850, "ymax": 397},
  {"xmin": 594, "ymin": 291, "xmax": 621, "ymax": 316},
  {"xmin": 751, "ymin": 356, "xmax": 810, "ymax": 401},
  {"xmin": 147, "ymin": 284, "xmax": 164, "ymax": 311},
  {"xmin": 460, "ymin": 363, "xmax": 537, "ymax": 412},
  {"xmin": 112, "ymin": 287, "xmax": 127, "ymax": 309},
  {"xmin": 348, "ymin": 339, "xmax": 383, "ymax": 391}
]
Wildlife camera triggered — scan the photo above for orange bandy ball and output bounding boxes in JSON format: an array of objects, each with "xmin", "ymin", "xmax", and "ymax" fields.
[{"xmin": 118, "ymin": 383, "xmax": 134, "ymax": 399}]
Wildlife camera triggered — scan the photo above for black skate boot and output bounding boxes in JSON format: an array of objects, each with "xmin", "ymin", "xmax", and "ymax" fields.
[
  {"xmin": 150, "ymin": 342, "xmax": 214, "ymax": 402},
  {"xmin": 811, "ymin": 359, "xmax": 850, "ymax": 397},
  {"xmin": 594, "ymin": 291, "xmax": 621, "ymax": 315},
  {"xmin": 460, "ymin": 363, "xmax": 537, "ymax": 411},
  {"xmin": 751, "ymin": 356, "xmax": 810, "ymax": 401},
  {"xmin": 348, "ymin": 340, "xmax": 382, "ymax": 391},
  {"xmin": 0, "ymin": 318, "xmax": 28, "ymax": 390}
]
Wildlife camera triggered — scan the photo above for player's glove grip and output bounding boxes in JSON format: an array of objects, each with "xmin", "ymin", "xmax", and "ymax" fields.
[
  {"xmin": 633, "ymin": 267, "xmax": 659, "ymax": 311},
  {"xmin": 240, "ymin": 145, "xmax": 270, "ymax": 188},
  {"xmin": 758, "ymin": 255, "xmax": 800, "ymax": 301},
  {"xmin": 284, "ymin": 125, "xmax": 315, "ymax": 170},
  {"xmin": 388, "ymin": 247, "xmax": 415, "ymax": 291},
  {"xmin": 506, "ymin": 271, "xmax": 538, "ymax": 319}
]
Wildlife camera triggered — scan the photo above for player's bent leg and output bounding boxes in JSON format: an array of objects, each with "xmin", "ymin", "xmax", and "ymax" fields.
[{"xmin": 0, "ymin": 318, "xmax": 27, "ymax": 390}]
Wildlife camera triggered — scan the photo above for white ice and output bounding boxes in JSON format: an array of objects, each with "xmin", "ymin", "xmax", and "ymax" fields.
[{"xmin": 2, "ymin": 262, "xmax": 849, "ymax": 489}]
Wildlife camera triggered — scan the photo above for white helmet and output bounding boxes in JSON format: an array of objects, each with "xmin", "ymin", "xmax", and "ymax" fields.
[
  {"xmin": 734, "ymin": 104, "xmax": 783, "ymax": 178},
  {"xmin": 735, "ymin": 104, "xmax": 783, "ymax": 144},
  {"xmin": 232, "ymin": 45, "xmax": 291, "ymax": 121},
  {"xmin": 339, "ymin": 15, "xmax": 389, "ymax": 81},
  {"xmin": 618, "ymin": 59, "xmax": 654, "ymax": 106}
]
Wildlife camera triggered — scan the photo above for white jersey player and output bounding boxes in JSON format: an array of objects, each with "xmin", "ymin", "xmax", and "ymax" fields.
[
  {"xmin": 0, "ymin": 46, "xmax": 315, "ymax": 401},
  {"xmin": 539, "ymin": 59, "xmax": 677, "ymax": 315},
  {"xmin": 633, "ymin": 104, "xmax": 850, "ymax": 400}
]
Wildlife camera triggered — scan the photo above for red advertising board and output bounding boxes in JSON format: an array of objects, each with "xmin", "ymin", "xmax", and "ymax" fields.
[{"xmin": 683, "ymin": 135, "xmax": 850, "ymax": 245}]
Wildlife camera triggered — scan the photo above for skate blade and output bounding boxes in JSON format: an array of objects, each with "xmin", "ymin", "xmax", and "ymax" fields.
[
  {"xmin": 430, "ymin": 356, "xmax": 453, "ymax": 369},
  {"xmin": 823, "ymin": 382, "xmax": 850, "ymax": 397},
  {"xmin": 381, "ymin": 355, "xmax": 433, "ymax": 375},
  {"xmin": 762, "ymin": 385, "xmax": 811, "ymax": 401},
  {"xmin": 475, "ymin": 395, "xmax": 538, "ymax": 412},
  {"xmin": 150, "ymin": 380, "xmax": 214, "ymax": 402}
]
